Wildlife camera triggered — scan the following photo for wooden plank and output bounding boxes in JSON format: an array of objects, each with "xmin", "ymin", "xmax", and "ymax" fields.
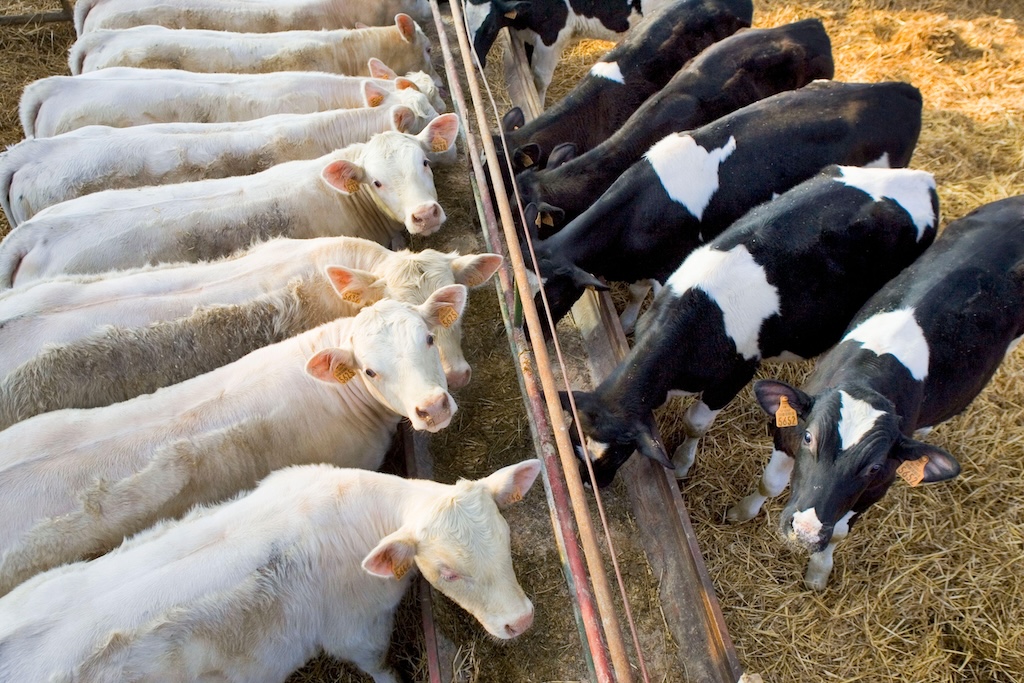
[{"xmin": 0, "ymin": 0, "xmax": 72, "ymax": 25}]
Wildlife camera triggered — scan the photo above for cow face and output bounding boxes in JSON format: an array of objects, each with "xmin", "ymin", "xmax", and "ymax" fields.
[
  {"xmin": 394, "ymin": 13, "xmax": 445, "ymax": 91},
  {"xmin": 528, "ymin": 236, "xmax": 607, "ymax": 329},
  {"xmin": 363, "ymin": 460, "xmax": 541, "ymax": 639},
  {"xmin": 306, "ymin": 285, "xmax": 468, "ymax": 431},
  {"xmin": 362, "ymin": 80, "xmax": 439, "ymax": 123},
  {"xmin": 367, "ymin": 59, "xmax": 449, "ymax": 114},
  {"xmin": 754, "ymin": 379, "xmax": 960, "ymax": 552},
  {"xmin": 464, "ymin": 0, "xmax": 531, "ymax": 68}
]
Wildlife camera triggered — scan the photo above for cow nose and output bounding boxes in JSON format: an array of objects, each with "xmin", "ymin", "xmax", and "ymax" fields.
[
  {"xmin": 413, "ymin": 392, "xmax": 452, "ymax": 431},
  {"xmin": 504, "ymin": 607, "xmax": 534, "ymax": 638},
  {"xmin": 408, "ymin": 202, "xmax": 444, "ymax": 235},
  {"xmin": 446, "ymin": 365, "xmax": 471, "ymax": 389}
]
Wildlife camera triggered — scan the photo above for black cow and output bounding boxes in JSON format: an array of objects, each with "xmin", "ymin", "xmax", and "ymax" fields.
[
  {"xmin": 517, "ymin": 19, "xmax": 835, "ymax": 232},
  {"xmin": 529, "ymin": 80, "xmax": 924, "ymax": 327},
  {"xmin": 568, "ymin": 165, "xmax": 939, "ymax": 490},
  {"xmin": 489, "ymin": 0, "xmax": 753, "ymax": 180},
  {"xmin": 737, "ymin": 195, "xmax": 1024, "ymax": 589}
]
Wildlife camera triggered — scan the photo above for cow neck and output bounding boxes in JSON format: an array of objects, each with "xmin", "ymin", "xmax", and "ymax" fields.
[
  {"xmin": 308, "ymin": 108, "xmax": 384, "ymax": 157},
  {"xmin": 543, "ymin": 183, "xmax": 629, "ymax": 269},
  {"xmin": 342, "ymin": 184, "xmax": 406, "ymax": 247},
  {"xmin": 331, "ymin": 27, "xmax": 405, "ymax": 75},
  {"xmin": 596, "ymin": 327, "xmax": 683, "ymax": 422}
]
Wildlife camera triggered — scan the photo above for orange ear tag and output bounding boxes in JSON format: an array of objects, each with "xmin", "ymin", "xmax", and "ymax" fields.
[
  {"xmin": 393, "ymin": 561, "xmax": 411, "ymax": 579},
  {"xmin": 332, "ymin": 364, "xmax": 356, "ymax": 384},
  {"xmin": 896, "ymin": 456, "xmax": 928, "ymax": 487},
  {"xmin": 775, "ymin": 396, "xmax": 798, "ymax": 428},
  {"xmin": 438, "ymin": 306, "xmax": 459, "ymax": 328},
  {"xmin": 541, "ymin": 213, "xmax": 554, "ymax": 227},
  {"xmin": 506, "ymin": 489, "xmax": 523, "ymax": 504},
  {"xmin": 344, "ymin": 178, "xmax": 360, "ymax": 193},
  {"xmin": 431, "ymin": 136, "xmax": 448, "ymax": 153},
  {"xmin": 520, "ymin": 153, "xmax": 534, "ymax": 167},
  {"xmin": 503, "ymin": 10, "xmax": 518, "ymax": 18},
  {"xmin": 342, "ymin": 291, "xmax": 361, "ymax": 303},
  {"xmin": 368, "ymin": 94, "xmax": 384, "ymax": 107}
]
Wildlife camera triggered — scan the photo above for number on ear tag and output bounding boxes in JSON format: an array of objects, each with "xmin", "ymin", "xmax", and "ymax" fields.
[
  {"xmin": 506, "ymin": 489, "xmax": 523, "ymax": 503},
  {"xmin": 344, "ymin": 178, "xmax": 360, "ymax": 193},
  {"xmin": 897, "ymin": 457, "xmax": 928, "ymax": 487},
  {"xmin": 332, "ymin": 364, "xmax": 356, "ymax": 384},
  {"xmin": 439, "ymin": 306, "xmax": 459, "ymax": 328},
  {"xmin": 393, "ymin": 561, "xmax": 411, "ymax": 579},
  {"xmin": 431, "ymin": 136, "xmax": 448, "ymax": 153},
  {"xmin": 342, "ymin": 291, "xmax": 361, "ymax": 303},
  {"xmin": 775, "ymin": 396, "xmax": 798, "ymax": 428},
  {"xmin": 368, "ymin": 94, "xmax": 384, "ymax": 107}
]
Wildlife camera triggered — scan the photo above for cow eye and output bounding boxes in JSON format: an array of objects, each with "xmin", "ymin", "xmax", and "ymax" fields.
[
  {"xmin": 440, "ymin": 567, "xmax": 460, "ymax": 582},
  {"xmin": 423, "ymin": 159, "xmax": 430, "ymax": 168},
  {"xmin": 373, "ymin": 180, "xmax": 382, "ymax": 188},
  {"xmin": 426, "ymin": 334, "xmax": 435, "ymax": 346},
  {"xmin": 365, "ymin": 368, "xmax": 377, "ymax": 378},
  {"xmin": 863, "ymin": 463, "xmax": 883, "ymax": 477},
  {"xmin": 803, "ymin": 431, "xmax": 812, "ymax": 445}
]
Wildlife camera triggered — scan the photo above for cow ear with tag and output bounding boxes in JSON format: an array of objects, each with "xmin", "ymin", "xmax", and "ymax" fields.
[
  {"xmin": 481, "ymin": 459, "xmax": 542, "ymax": 508},
  {"xmin": 396, "ymin": 13, "xmax": 416, "ymax": 43},
  {"xmin": 546, "ymin": 142, "xmax": 577, "ymax": 169},
  {"xmin": 368, "ymin": 57, "xmax": 398, "ymax": 80},
  {"xmin": 306, "ymin": 347, "xmax": 359, "ymax": 385},
  {"xmin": 395, "ymin": 77, "xmax": 420, "ymax": 92},
  {"xmin": 363, "ymin": 530, "xmax": 418, "ymax": 580},
  {"xmin": 321, "ymin": 159, "xmax": 365, "ymax": 195},
  {"xmin": 892, "ymin": 436, "xmax": 961, "ymax": 485},
  {"xmin": 513, "ymin": 143, "xmax": 541, "ymax": 170},
  {"xmin": 418, "ymin": 113, "xmax": 459, "ymax": 153},
  {"xmin": 362, "ymin": 80, "xmax": 389, "ymax": 108},
  {"xmin": 325, "ymin": 265, "xmax": 386, "ymax": 307},
  {"xmin": 753, "ymin": 380, "xmax": 813, "ymax": 424},
  {"xmin": 419, "ymin": 284, "xmax": 468, "ymax": 330},
  {"xmin": 390, "ymin": 105, "xmax": 417, "ymax": 134},
  {"xmin": 535, "ymin": 202, "xmax": 564, "ymax": 233},
  {"xmin": 451, "ymin": 253, "xmax": 503, "ymax": 288},
  {"xmin": 502, "ymin": 107, "xmax": 525, "ymax": 132}
]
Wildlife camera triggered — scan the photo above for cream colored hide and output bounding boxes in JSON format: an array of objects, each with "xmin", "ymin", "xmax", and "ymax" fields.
[
  {"xmin": 0, "ymin": 235, "xmax": 501, "ymax": 389},
  {"xmin": 0, "ymin": 103, "xmax": 439, "ymax": 227},
  {"xmin": 0, "ymin": 116, "xmax": 461, "ymax": 288},
  {"xmin": 0, "ymin": 461, "xmax": 540, "ymax": 682},
  {"xmin": 0, "ymin": 286, "xmax": 467, "ymax": 596},
  {"xmin": 20, "ymin": 66, "xmax": 445, "ymax": 139},
  {"xmin": 75, "ymin": 0, "xmax": 431, "ymax": 36},
  {"xmin": 70, "ymin": 15, "xmax": 442, "ymax": 89}
]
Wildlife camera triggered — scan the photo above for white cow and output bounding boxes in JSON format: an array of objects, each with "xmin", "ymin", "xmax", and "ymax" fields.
[
  {"xmin": 1, "ymin": 100, "xmax": 440, "ymax": 227},
  {"xmin": 0, "ymin": 238, "xmax": 502, "ymax": 424},
  {"xmin": 0, "ymin": 460, "xmax": 540, "ymax": 682},
  {"xmin": 75, "ymin": 0, "xmax": 432, "ymax": 35},
  {"xmin": 70, "ymin": 15, "xmax": 441, "ymax": 89},
  {"xmin": 20, "ymin": 66, "xmax": 446, "ymax": 138},
  {"xmin": 0, "ymin": 285, "xmax": 467, "ymax": 595},
  {"xmin": 0, "ymin": 115, "xmax": 461, "ymax": 287}
]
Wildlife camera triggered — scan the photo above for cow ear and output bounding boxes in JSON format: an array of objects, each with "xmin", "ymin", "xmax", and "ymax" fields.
[
  {"xmin": 306, "ymin": 347, "xmax": 359, "ymax": 385},
  {"xmin": 635, "ymin": 416, "xmax": 672, "ymax": 469},
  {"xmin": 363, "ymin": 530, "xmax": 418, "ymax": 579},
  {"xmin": 390, "ymin": 105, "xmax": 417, "ymax": 133},
  {"xmin": 451, "ymin": 253, "xmax": 503, "ymax": 288},
  {"xmin": 368, "ymin": 57, "xmax": 397, "ymax": 80},
  {"xmin": 362, "ymin": 80, "xmax": 389, "ymax": 108},
  {"xmin": 419, "ymin": 113, "xmax": 459, "ymax": 154},
  {"xmin": 480, "ymin": 459, "xmax": 542, "ymax": 508},
  {"xmin": 395, "ymin": 13, "xmax": 416, "ymax": 43},
  {"xmin": 502, "ymin": 107, "xmax": 525, "ymax": 132},
  {"xmin": 419, "ymin": 284, "xmax": 468, "ymax": 329},
  {"xmin": 546, "ymin": 142, "xmax": 576, "ymax": 169},
  {"xmin": 892, "ymin": 437, "xmax": 961, "ymax": 484},
  {"xmin": 536, "ymin": 202, "xmax": 564, "ymax": 231},
  {"xmin": 325, "ymin": 265, "xmax": 386, "ymax": 306},
  {"xmin": 321, "ymin": 159, "xmax": 365, "ymax": 194},
  {"xmin": 570, "ymin": 266, "xmax": 609, "ymax": 292},
  {"xmin": 522, "ymin": 202, "xmax": 541, "ymax": 240},
  {"xmin": 395, "ymin": 77, "xmax": 419, "ymax": 92},
  {"xmin": 513, "ymin": 143, "xmax": 541, "ymax": 170},
  {"xmin": 753, "ymin": 380, "xmax": 813, "ymax": 419},
  {"xmin": 355, "ymin": 21, "xmax": 370, "ymax": 29}
]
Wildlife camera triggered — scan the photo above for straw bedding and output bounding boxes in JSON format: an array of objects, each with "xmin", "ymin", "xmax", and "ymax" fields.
[{"xmin": 1, "ymin": 0, "xmax": 1022, "ymax": 681}]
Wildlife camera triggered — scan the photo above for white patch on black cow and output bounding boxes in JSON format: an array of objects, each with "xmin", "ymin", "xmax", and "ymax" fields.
[
  {"xmin": 836, "ymin": 166, "xmax": 936, "ymax": 240},
  {"xmin": 589, "ymin": 61, "xmax": 625, "ymax": 84},
  {"xmin": 665, "ymin": 244, "xmax": 779, "ymax": 360},
  {"xmin": 790, "ymin": 508, "xmax": 822, "ymax": 545},
  {"xmin": 837, "ymin": 390, "xmax": 886, "ymax": 451},
  {"xmin": 464, "ymin": 2, "xmax": 492, "ymax": 48},
  {"xmin": 843, "ymin": 308, "xmax": 930, "ymax": 381},
  {"xmin": 584, "ymin": 437, "xmax": 609, "ymax": 462},
  {"xmin": 1005, "ymin": 334, "xmax": 1024, "ymax": 361},
  {"xmin": 644, "ymin": 134, "xmax": 737, "ymax": 220},
  {"xmin": 864, "ymin": 152, "xmax": 891, "ymax": 168}
]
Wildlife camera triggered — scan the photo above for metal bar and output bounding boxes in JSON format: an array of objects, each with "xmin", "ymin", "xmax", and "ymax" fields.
[
  {"xmin": 443, "ymin": 2, "xmax": 633, "ymax": 680},
  {"xmin": 0, "ymin": 10, "xmax": 72, "ymax": 25}
]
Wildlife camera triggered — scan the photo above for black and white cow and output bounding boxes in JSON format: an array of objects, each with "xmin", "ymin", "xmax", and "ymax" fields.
[
  {"xmin": 731, "ymin": 194, "xmax": 1024, "ymax": 590},
  {"xmin": 517, "ymin": 19, "xmax": 835, "ymax": 231},
  {"xmin": 568, "ymin": 165, "xmax": 939, "ymax": 488},
  {"xmin": 529, "ymin": 79, "xmax": 924, "ymax": 327},
  {"xmin": 490, "ymin": 0, "xmax": 753, "ymax": 178}
]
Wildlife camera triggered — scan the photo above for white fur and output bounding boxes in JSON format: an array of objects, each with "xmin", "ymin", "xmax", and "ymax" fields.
[
  {"xmin": 584, "ymin": 437, "xmax": 610, "ymax": 462},
  {"xmin": 790, "ymin": 508, "xmax": 823, "ymax": 545},
  {"xmin": 727, "ymin": 449, "xmax": 793, "ymax": 523},
  {"xmin": 863, "ymin": 152, "xmax": 891, "ymax": 168},
  {"xmin": 589, "ymin": 61, "xmax": 624, "ymax": 84},
  {"xmin": 464, "ymin": 1, "xmax": 491, "ymax": 54},
  {"xmin": 666, "ymin": 244, "xmax": 779, "ymax": 360},
  {"xmin": 837, "ymin": 390, "xmax": 886, "ymax": 451},
  {"xmin": 836, "ymin": 166, "xmax": 936, "ymax": 240},
  {"xmin": 644, "ymin": 134, "xmax": 737, "ymax": 220},
  {"xmin": 804, "ymin": 510, "xmax": 854, "ymax": 590},
  {"xmin": 843, "ymin": 308, "xmax": 930, "ymax": 381},
  {"xmin": 0, "ymin": 462, "xmax": 537, "ymax": 681}
]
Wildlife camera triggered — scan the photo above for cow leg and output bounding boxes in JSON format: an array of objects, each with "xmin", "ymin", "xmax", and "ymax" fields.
[
  {"xmin": 671, "ymin": 399, "xmax": 720, "ymax": 479},
  {"xmin": 619, "ymin": 281, "xmax": 652, "ymax": 334},
  {"xmin": 803, "ymin": 510, "xmax": 854, "ymax": 591},
  {"xmin": 325, "ymin": 608, "xmax": 399, "ymax": 683},
  {"xmin": 529, "ymin": 35, "xmax": 566, "ymax": 104},
  {"xmin": 726, "ymin": 448, "xmax": 794, "ymax": 522}
]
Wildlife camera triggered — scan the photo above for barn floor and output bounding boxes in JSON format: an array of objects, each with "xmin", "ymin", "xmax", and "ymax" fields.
[{"xmin": 2, "ymin": 0, "xmax": 1024, "ymax": 681}]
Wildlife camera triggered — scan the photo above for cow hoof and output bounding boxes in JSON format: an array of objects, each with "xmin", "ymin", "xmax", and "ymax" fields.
[
  {"xmin": 803, "ymin": 574, "xmax": 829, "ymax": 592},
  {"xmin": 671, "ymin": 440, "xmax": 698, "ymax": 479},
  {"xmin": 725, "ymin": 499, "xmax": 758, "ymax": 524}
]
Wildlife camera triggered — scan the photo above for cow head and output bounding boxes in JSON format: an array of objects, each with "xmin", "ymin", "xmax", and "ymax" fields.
[
  {"xmin": 362, "ymin": 79, "xmax": 439, "ymax": 123},
  {"xmin": 754, "ymin": 379, "xmax": 960, "ymax": 553},
  {"xmin": 325, "ymin": 250, "xmax": 503, "ymax": 388},
  {"xmin": 367, "ymin": 59, "xmax": 448, "ymax": 114},
  {"xmin": 305, "ymin": 285, "xmax": 467, "ymax": 431},
  {"xmin": 393, "ymin": 14, "xmax": 446, "ymax": 92},
  {"xmin": 320, "ymin": 114, "xmax": 460, "ymax": 236},
  {"xmin": 464, "ymin": 0, "xmax": 531, "ymax": 68},
  {"xmin": 525, "ymin": 215, "xmax": 607, "ymax": 332},
  {"xmin": 565, "ymin": 390, "xmax": 671, "ymax": 488},
  {"xmin": 362, "ymin": 459, "xmax": 541, "ymax": 639}
]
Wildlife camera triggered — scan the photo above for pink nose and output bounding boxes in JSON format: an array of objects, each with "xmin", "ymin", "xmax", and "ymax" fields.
[
  {"xmin": 414, "ymin": 392, "xmax": 452, "ymax": 431},
  {"xmin": 504, "ymin": 607, "xmax": 534, "ymax": 638},
  {"xmin": 446, "ymin": 365, "xmax": 471, "ymax": 389},
  {"xmin": 409, "ymin": 202, "xmax": 444, "ymax": 234}
]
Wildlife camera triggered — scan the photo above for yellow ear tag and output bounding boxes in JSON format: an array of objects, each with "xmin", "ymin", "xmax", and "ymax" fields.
[
  {"xmin": 541, "ymin": 213, "xmax": 554, "ymax": 227},
  {"xmin": 431, "ymin": 136, "xmax": 448, "ymax": 153},
  {"xmin": 775, "ymin": 396, "xmax": 798, "ymax": 428},
  {"xmin": 520, "ymin": 153, "xmax": 534, "ymax": 167},
  {"xmin": 504, "ymin": 9, "xmax": 518, "ymax": 18},
  {"xmin": 368, "ymin": 94, "xmax": 384, "ymax": 107},
  {"xmin": 332, "ymin": 364, "xmax": 356, "ymax": 384},
  {"xmin": 393, "ymin": 561, "xmax": 411, "ymax": 579},
  {"xmin": 344, "ymin": 178, "xmax": 360, "ymax": 193},
  {"xmin": 438, "ymin": 306, "xmax": 459, "ymax": 328},
  {"xmin": 342, "ymin": 290, "xmax": 361, "ymax": 303},
  {"xmin": 897, "ymin": 456, "xmax": 928, "ymax": 487},
  {"xmin": 506, "ymin": 489, "xmax": 523, "ymax": 504}
]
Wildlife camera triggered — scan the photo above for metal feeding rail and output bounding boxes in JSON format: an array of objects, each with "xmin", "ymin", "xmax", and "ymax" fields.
[
  {"xmin": 0, "ymin": 0, "xmax": 72, "ymax": 26},
  {"xmin": 417, "ymin": 3, "xmax": 744, "ymax": 681}
]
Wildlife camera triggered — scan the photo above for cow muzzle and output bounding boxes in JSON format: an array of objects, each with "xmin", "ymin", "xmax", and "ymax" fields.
[
  {"xmin": 781, "ymin": 507, "xmax": 831, "ymax": 553},
  {"xmin": 412, "ymin": 391, "xmax": 455, "ymax": 431},
  {"xmin": 407, "ymin": 202, "xmax": 445, "ymax": 235}
]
